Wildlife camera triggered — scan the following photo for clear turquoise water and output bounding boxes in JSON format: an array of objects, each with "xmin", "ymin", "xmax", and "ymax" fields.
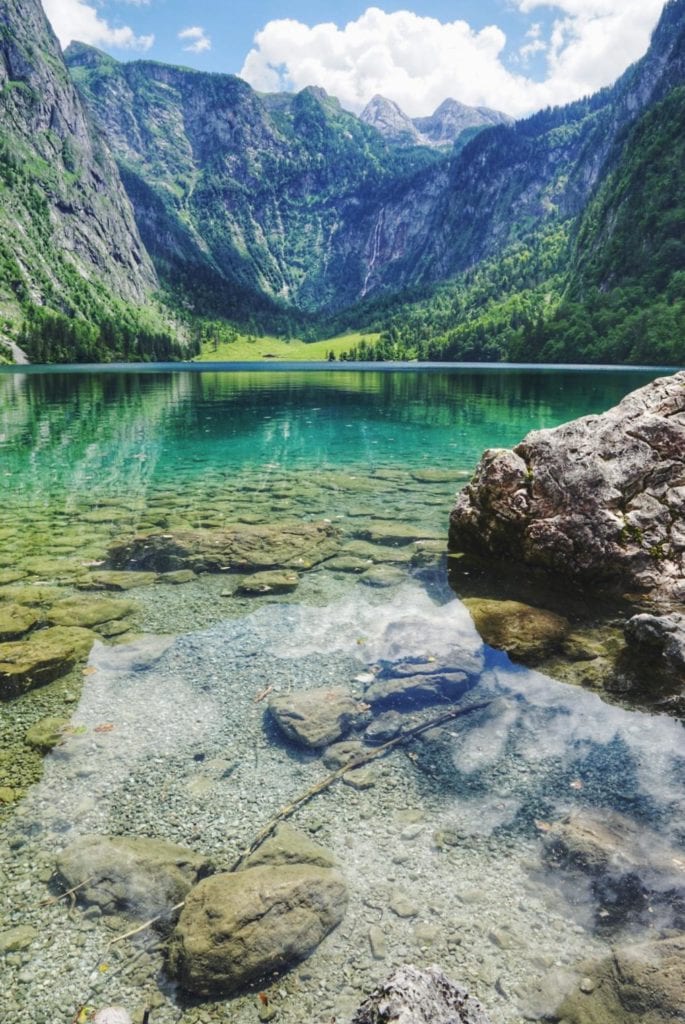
[{"xmin": 0, "ymin": 364, "xmax": 682, "ymax": 1024}]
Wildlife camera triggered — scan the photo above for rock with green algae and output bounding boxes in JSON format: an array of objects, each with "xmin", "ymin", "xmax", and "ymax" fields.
[
  {"xmin": 241, "ymin": 824, "xmax": 338, "ymax": 871},
  {"xmin": 25, "ymin": 716, "xmax": 70, "ymax": 752},
  {"xmin": 46, "ymin": 595, "xmax": 136, "ymax": 628},
  {"xmin": 168, "ymin": 863, "xmax": 348, "ymax": 996},
  {"xmin": 77, "ymin": 570, "xmax": 157, "ymax": 591},
  {"xmin": 56, "ymin": 835, "xmax": 212, "ymax": 922},
  {"xmin": 556, "ymin": 933, "xmax": 685, "ymax": 1024},
  {"xmin": 0, "ymin": 626, "xmax": 95, "ymax": 699},
  {"xmin": 108, "ymin": 521, "xmax": 340, "ymax": 574},
  {"xmin": 356, "ymin": 521, "xmax": 444, "ymax": 545},
  {"xmin": 236, "ymin": 570, "xmax": 300, "ymax": 595},
  {"xmin": 463, "ymin": 597, "xmax": 571, "ymax": 665},
  {"xmin": 0, "ymin": 602, "xmax": 39, "ymax": 641},
  {"xmin": 0, "ymin": 925, "xmax": 37, "ymax": 954},
  {"xmin": 0, "ymin": 584, "xmax": 63, "ymax": 606}
]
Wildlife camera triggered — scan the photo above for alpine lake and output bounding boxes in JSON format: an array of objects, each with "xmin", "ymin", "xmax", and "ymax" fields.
[{"xmin": 0, "ymin": 363, "xmax": 683, "ymax": 1024}]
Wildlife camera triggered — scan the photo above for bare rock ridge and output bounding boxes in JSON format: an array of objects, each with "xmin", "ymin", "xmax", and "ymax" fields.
[
  {"xmin": 449, "ymin": 370, "xmax": 685, "ymax": 603},
  {"xmin": 0, "ymin": 0, "xmax": 156, "ymax": 308},
  {"xmin": 359, "ymin": 95, "xmax": 512, "ymax": 148}
]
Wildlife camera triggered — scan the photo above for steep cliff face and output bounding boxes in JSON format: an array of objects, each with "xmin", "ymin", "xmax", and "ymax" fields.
[
  {"xmin": 66, "ymin": 46, "xmax": 446, "ymax": 315},
  {"xmin": 0, "ymin": 0, "xmax": 156, "ymax": 321}
]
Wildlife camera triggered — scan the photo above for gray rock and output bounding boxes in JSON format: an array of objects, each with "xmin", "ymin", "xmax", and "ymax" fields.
[
  {"xmin": 0, "ymin": 925, "xmax": 37, "ymax": 954},
  {"xmin": 351, "ymin": 965, "xmax": 493, "ymax": 1024},
  {"xmin": 168, "ymin": 864, "xmax": 347, "ymax": 995},
  {"xmin": 365, "ymin": 710, "xmax": 405, "ymax": 745},
  {"xmin": 55, "ymin": 835, "xmax": 211, "ymax": 922},
  {"xmin": 450, "ymin": 371, "xmax": 685, "ymax": 602},
  {"xmin": 365, "ymin": 661, "xmax": 475, "ymax": 711},
  {"xmin": 269, "ymin": 687, "xmax": 363, "ymax": 748},
  {"xmin": 323, "ymin": 739, "xmax": 367, "ymax": 769},
  {"xmin": 624, "ymin": 612, "xmax": 685, "ymax": 681}
]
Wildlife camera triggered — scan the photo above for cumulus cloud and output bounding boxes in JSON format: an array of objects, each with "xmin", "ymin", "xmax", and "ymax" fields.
[
  {"xmin": 43, "ymin": 0, "xmax": 154, "ymax": 50},
  {"xmin": 239, "ymin": 2, "xmax": 667, "ymax": 118},
  {"xmin": 178, "ymin": 26, "xmax": 212, "ymax": 54}
]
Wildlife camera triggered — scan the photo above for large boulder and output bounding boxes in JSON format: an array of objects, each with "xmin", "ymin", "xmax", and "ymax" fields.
[
  {"xmin": 557, "ymin": 933, "xmax": 685, "ymax": 1024},
  {"xmin": 108, "ymin": 521, "xmax": 340, "ymax": 574},
  {"xmin": 449, "ymin": 371, "xmax": 685, "ymax": 602},
  {"xmin": 55, "ymin": 835, "xmax": 211, "ymax": 923},
  {"xmin": 351, "ymin": 965, "xmax": 493, "ymax": 1024},
  {"xmin": 167, "ymin": 863, "xmax": 347, "ymax": 995},
  {"xmin": 462, "ymin": 598, "xmax": 571, "ymax": 665},
  {"xmin": 268, "ymin": 687, "xmax": 363, "ymax": 748},
  {"xmin": 624, "ymin": 612, "xmax": 685, "ymax": 681}
]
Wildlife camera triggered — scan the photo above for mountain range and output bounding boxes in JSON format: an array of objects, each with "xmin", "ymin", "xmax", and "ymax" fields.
[{"xmin": 0, "ymin": 0, "xmax": 683, "ymax": 364}]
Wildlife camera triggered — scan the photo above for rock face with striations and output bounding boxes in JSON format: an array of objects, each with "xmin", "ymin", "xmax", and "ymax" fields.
[
  {"xmin": 351, "ymin": 965, "xmax": 493, "ymax": 1024},
  {"xmin": 450, "ymin": 371, "xmax": 685, "ymax": 602}
]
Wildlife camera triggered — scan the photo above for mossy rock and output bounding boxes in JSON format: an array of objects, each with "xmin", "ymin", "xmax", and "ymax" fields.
[
  {"xmin": 0, "ymin": 584, "xmax": 63, "ymax": 606},
  {"xmin": 0, "ymin": 569, "xmax": 28, "ymax": 586},
  {"xmin": 0, "ymin": 603, "xmax": 39, "ymax": 641},
  {"xmin": 463, "ymin": 598, "xmax": 571, "ymax": 665},
  {"xmin": 0, "ymin": 626, "xmax": 95, "ymax": 699},
  {"xmin": 46, "ymin": 596, "xmax": 136, "ymax": 628},
  {"xmin": 25, "ymin": 716, "xmax": 70, "ymax": 753},
  {"xmin": 77, "ymin": 571, "xmax": 157, "ymax": 591},
  {"xmin": 236, "ymin": 570, "xmax": 300, "ymax": 595}
]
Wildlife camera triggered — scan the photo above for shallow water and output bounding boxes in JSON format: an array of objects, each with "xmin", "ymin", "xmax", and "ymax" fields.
[{"xmin": 0, "ymin": 364, "xmax": 683, "ymax": 1024}]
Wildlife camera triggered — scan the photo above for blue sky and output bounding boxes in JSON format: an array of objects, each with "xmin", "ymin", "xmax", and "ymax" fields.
[{"xmin": 43, "ymin": 0, "xmax": 669, "ymax": 117}]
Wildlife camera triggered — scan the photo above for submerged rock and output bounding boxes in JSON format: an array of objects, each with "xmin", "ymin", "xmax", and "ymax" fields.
[
  {"xmin": 351, "ymin": 965, "xmax": 493, "ymax": 1024},
  {"xmin": 25, "ymin": 716, "xmax": 70, "ymax": 752},
  {"xmin": 541, "ymin": 809, "xmax": 685, "ymax": 926},
  {"xmin": 168, "ymin": 864, "xmax": 347, "ymax": 995},
  {"xmin": 55, "ymin": 835, "xmax": 211, "ymax": 922},
  {"xmin": 241, "ymin": 824, "xmax": 337, "ymax": 871},
  {"xmin": 108, "ymin": 521, "xmax": 340, "ymax": 574},
  {"xmin": 46, "ymin": 596, "xmax": 136, "ymax": 628},
  {"xmin": 236, "ymin": 570, "xmax": 300, "ymax": 595},
  {"xmin": 77, "ymin": 570, "xmax": 157, "ymax": 591},
  {"xmin": 450, "ymin": 370, "xmax": 685, "ymax": 602},
  {"xmin": 0, "ymin": 602, "xmax": 39, "ymax": 641},
  {"xmin": 463, "ymin": 598, "xmax": 571, "ymax": 665},
  {"xmin": 0, "ymin": 626, "xmax": 94, "ymax": 699},
  {"xmin": 365, "ymin": 660, "xmax": 475, "ymax": 711},
  {"xmin": 269, "ymin": 687, "xmax": 363, "ymax": 748},
  {"xmin": 557, "ymin": 933, "xmax": 685, "ymax": 1024}
]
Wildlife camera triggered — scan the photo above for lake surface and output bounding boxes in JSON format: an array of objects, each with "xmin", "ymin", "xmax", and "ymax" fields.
[{"xmin": 0, "ymin": 364, "xmax": 683, "ymax": 1024}]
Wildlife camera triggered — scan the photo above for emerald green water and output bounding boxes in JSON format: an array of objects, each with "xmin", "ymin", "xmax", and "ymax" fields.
[{"xmin": 0, "ymin": 364, "xmax": 682, "ymax": 1024}]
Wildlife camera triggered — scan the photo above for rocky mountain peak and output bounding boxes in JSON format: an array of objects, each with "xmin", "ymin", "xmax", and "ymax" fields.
[{"xmin": 359, "ymin": 95, "xmax": 422, "ymax": 145}]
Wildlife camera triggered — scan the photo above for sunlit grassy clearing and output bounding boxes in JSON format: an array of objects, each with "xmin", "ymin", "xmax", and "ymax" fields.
[{"xmin": 194, "ymin": 331, "xmax": 381, "ymax": 362}]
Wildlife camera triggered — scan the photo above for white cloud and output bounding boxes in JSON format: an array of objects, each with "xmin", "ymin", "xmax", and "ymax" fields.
[
  {"xmin": 239, "ymin": 2, "xmax": 668, "ymax": 119},
  {"xmin": 178, "ymin": 25, "xmax": 212, "ymax": 54},
  {"xmin": 43, "ymin": 0, "xmax": 154, "ymax": 50}
]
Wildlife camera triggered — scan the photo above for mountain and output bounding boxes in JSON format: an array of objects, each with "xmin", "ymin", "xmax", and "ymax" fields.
[
  {"xmin": 0, "ymin": 0, "xmax": 683, "ymax": 363},
  {"xmin": 65, "ymin": 46, "xmax": 446, "ymax": 316},
  {"xmin": 0, "ymin": 0, "xmax": 157, "ymax": 352},
  {"xmin": 359, "ymin": 95, "xmax": 512, "ymax": 149}
]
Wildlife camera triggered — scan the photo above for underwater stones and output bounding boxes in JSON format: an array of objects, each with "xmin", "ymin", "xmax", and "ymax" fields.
[
  {"xmin": 450, "ymin": 370, "xmax": 685, "ymax": 602},
  {"xmin": 25, "ymin": 716, "xmax": 70, "ymax": 752},
  {"xmin": 411, "ymin": 469, "xmax": 471, "ymax": 484},
  {"xmin": 557, "ymin": 934, "xmax": 685, "ymax": 1024},
  {"xmin": 323, "ymin": 555, "xmax": 370, "ymax": 573},
  {"xmin": 0, "ymin": 925, "xmax": 38, "ymax": 954},
  {"xmin": 0, "ymin": 602, "xmax": 39, "ymax": 641},
  {"xmin": 55, "ymin": 835, "xmax": 211, "ymax": 922},
  {"xmin": 364, "ymin": 662, "xmax": 474, "ymax": 711},
  {"xmin": 541, "ymin": 809, "xmax": 685, "ymax": 925},
  {"xmin": 0, "ymin": 626, "xmax": 94, "ymax": 699},
  {"xmin": 108, "ymin": 521, "xmax": 340, "ymax": 574},
  {"xmin": 342, "ymin": 540, "xmax": 414, "ymax": 564},
  {"xmin": 77, "ymin": 570, "xmax": 157, "ymax": 591},
  {"xmin": 168, "ymin": 864, "xmax": 348, "ymax": 996},
  {"xmin": 356, "ymin": 521, "xmax": 443, "ymax": 545},
  {"xmin": 351, "ymin": 965, "xmax": 493, "ymax": 1024},
  {"xmin": 46, "ymin": 596, "xmax": 136, "ymax": 629},
  {"xmin": 463, "ymin": 598, "xmax": 571, "ymax": 665},
  {"xmin": 158, "ymin": 570, "xmax": 196, "ymax": 585},
  {"xmin": 241, "ymin": 824, "xmax": 337, "ymax": 871},
  {"xmin": 0, "ymin": 584, "xmax": 62, "ymax": 606},
  {"xmin": 236, "ymin": 570, "xmax": 300, "ymax": 596},
  {"xmin": 364, "ymin": 710, "xmax": 405, "ymax": 745},
  {"xmin": 269, "ymin": 687, "xmax": 363, "ymax": 748},
  {"xmin": 92, "ymin": 1009, "xmax": 133, "ymax": 1024},
  {"xmin": 0, "ymin": 569, "xmax": 27, "ymax": 585},
  {"xmin": 360, "ymin": 564, "xmax": 407, "ymax": 588},
  {"xmin": 323, "ymin": 739, "xmax": 367, "ymax": 769}
]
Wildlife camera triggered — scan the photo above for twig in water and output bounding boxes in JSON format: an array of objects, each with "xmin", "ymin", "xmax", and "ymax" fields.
[
  {"xmin": 253, "ymin": 685, "xmax": 274, "ymax": 703},
  {"xmin": 41, "ymin": 875, "xmax": 96, "ymax": 907},
  {"xmin": 107, "ymin": 901, "xmax": 187, "ymax": 947}
]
